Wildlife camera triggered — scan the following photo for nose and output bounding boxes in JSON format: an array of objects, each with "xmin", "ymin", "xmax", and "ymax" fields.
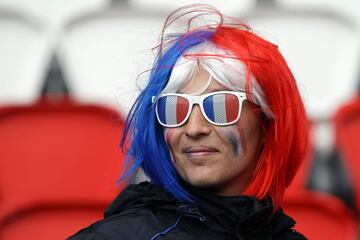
[{"xmin": 184, "ymin": 105, "xmax": 211, "ymax": 138}]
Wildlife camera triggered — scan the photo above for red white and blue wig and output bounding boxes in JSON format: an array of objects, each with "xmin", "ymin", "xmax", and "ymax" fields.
[{"xmin": 121, "ymin": 5, "xmax": 308, "ymax": 210}]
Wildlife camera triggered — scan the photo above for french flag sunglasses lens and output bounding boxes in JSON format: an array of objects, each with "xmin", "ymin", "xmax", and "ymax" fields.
[
  {"xmin": 203, "ymin": 93, "xmax": 239, "ymax": 124},
  {"xmin": 157, "ymin": 93, "xmax": 240, "ymax": 126},
  {"xmin": 157, "ymin": 95, "xmax": 189, "ymax": 126}
]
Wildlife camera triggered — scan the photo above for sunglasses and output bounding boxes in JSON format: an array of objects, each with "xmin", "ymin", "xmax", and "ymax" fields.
[{"xmin": 153, "ymin": 91, "xmax": 247, "ymax": 127}]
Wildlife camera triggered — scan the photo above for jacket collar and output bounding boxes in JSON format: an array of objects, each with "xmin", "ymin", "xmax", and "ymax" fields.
[
  {"xmin": 182, "ymin": 182, "xmax": 296, "ymax": 239},
  {"xmin": 104, "ymin": 181, "xmax": 177, "ymax": 217},
  {"xmin": 105, "ymin": 181, "xmax": 296, "ymax": 239}
]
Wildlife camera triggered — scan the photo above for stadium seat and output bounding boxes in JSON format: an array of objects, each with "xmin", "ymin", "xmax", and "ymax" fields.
[
  {"xmin": 283, "ymin": 188, "xmax": 358, "ymax": 240},
  {"xmin": 0, "ymin": 7, "xmax": 50, "ymax": 104},
  {"xmin": 0, "ymin": 97, "xmax": 126, "ymax": 240},
  {"xmin": 334, "ymin": 95, "xmax": 360, "ymax": 213}
]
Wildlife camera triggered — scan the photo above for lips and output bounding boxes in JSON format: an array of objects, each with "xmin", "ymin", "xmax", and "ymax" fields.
[{"xmin": 183, "ymin": 146, "xmax": 219, "ymax": 158}]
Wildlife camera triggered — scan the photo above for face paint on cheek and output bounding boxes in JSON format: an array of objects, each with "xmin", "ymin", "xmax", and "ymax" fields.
[
  {"xmin": 236, "ymin": 125, "xmax": 248, "ymax": 154},
  {"xmin": 164, "ymin": 129, "xmax": 173, "ymax": 145},
  {"xmin": 218, "ymin": 126, "xmax": 242, "ymax": 156},
  {"xmin": 164, "ymin": 129, "xmax": 176, "ymax": 164}
]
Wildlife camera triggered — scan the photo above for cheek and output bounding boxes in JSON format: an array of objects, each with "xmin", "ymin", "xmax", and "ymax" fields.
[
  {"xmin": 219, "ymin": 126, "xmax": 241, "ymax": 156},
  {"xmin": 217, "ymin": 126, "xmax": 243, "ymax": 156},
  {"xmin": 164, "ymin": 128, "xmax": 176, "ymax": 163},
  {"xmin": 235, "ymin": 125, "xmax": 248, "ymax": 154},
  {"xmin": 164, "ymin": 128, "xmax": 174, "ymax": 145}
]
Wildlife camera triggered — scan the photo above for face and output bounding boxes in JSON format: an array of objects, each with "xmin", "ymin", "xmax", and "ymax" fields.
[{"xmin": 164, "ymin": 71, "xmax": 264, "ymax": 196}]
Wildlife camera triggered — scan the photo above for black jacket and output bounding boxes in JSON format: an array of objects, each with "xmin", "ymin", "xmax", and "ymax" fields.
[{"xmin": 68, "ymin": 182, "xmax": 306, "ymax": 240}]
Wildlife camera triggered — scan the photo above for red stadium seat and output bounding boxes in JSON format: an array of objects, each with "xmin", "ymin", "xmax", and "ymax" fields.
[
  {"xmin": 283, "ymin": 189, "xmax": 358, "ymax": 240},
  {"xmin": 0, "ymin": 97, "xmax": 126, "ymax": 240},
  {"xmin": 334, "ymin": 95, "xmax": 360, "ymax": 212}
]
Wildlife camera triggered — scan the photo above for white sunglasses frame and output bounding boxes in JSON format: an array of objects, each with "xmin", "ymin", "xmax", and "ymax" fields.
[{"xmin": 153, "ymin": 91, "xmax": 247, "ymax": 128}]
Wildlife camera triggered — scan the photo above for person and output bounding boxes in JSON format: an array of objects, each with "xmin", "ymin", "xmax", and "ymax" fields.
[{"xmin": 68, "ymin": 5, "xmax": 308, "ymax": 240}]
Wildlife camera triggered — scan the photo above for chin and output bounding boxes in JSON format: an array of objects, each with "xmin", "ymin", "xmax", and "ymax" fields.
[{"xmin": 186, "ymin": 176, "xmax": 222, "ymax": 189}]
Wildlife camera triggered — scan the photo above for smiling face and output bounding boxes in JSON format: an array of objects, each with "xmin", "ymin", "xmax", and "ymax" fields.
[{"xmin": 164, "ymin": 71, "xmax": 264, "ymax": 196}]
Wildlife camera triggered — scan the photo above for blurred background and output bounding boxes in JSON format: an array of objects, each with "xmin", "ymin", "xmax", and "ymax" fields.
[{"xmin": 0, "ymin": 0, "xmax": 360, "ymax": 239}]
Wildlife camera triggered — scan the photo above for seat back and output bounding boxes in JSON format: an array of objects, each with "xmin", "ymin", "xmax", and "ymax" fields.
[
  {"xmin": 0, "ymin": 8, "xmax": 50, "ymax": 103},
  {"xmin": 283, "ymin": 189, "xmax": 358, "ymax": 240},
  {"xmin": 334, "ymin": 95, "xmax": 360, "ymax": 212},
  {"xmin": 0, "ymin": 98, "xmax": 126, "ymax": 239},
  {"xmin": 1, "ymin": 202, "xmax": 106, "ymax": 240}
]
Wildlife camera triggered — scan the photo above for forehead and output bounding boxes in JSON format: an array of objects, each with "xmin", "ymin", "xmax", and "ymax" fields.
[{"xmin": 178, "ymin": 71, "xmax": 229, "ymax": 94}]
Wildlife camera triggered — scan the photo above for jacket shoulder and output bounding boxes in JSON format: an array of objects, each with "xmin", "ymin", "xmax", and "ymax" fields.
[
  {"xmin": 68, "ymin": 231, "xmax": 107, "ymax": 240},
  {"xmin": 68, "ymin": 208, "xmax": 161, "ymax": 240}
]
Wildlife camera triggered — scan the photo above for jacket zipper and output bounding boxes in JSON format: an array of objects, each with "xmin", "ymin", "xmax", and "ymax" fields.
[{"xmin": 178, "ymin": 205, "xmax": 207, "ymax": 222}]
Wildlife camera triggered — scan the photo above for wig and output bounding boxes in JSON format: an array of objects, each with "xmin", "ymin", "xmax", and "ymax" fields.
[{"xmin": 121, "ymin": 5, "xmax": 308, "ymax": 210}]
